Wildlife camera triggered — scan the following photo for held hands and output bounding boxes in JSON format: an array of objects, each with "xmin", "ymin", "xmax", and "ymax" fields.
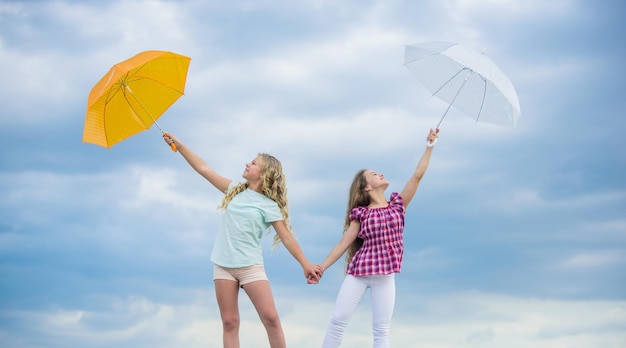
[
  {"xmin": 304, "ymin": 264, "xmax": 324, "ymax": 285},
  {"xmin": 426, "ymin": 128, "xmax": 440, "ymax": 147}
]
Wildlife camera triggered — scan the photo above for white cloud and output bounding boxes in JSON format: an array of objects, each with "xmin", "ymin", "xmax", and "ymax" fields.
[
  {"xmin": 558, "ymin": 249, "xmax": 626, "ymax": 270},
  {"xmin": 464, "ymin": 187, "xmax": 626, "ymax": 217},
  {"xmin": 121, "ymin": 165, "xmax": 217, "ymax": 214},
  {"xmin": 392, "ymin": 291, "xmax": 626, "ymax": 348},
  {"xmin": 3, "ymin": 290, "xmax": 625, "ymax": 348},
  {"xmin": 444, "ymin": 0, "xmax": 577, "ymax": 19},
  {"xmin": 0, "ymin": 167, "xmax": 217, "ymax": 260}
]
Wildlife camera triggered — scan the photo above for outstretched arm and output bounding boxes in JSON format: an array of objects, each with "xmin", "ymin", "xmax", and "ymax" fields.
[
  {"xmin": 272, "ymin": 220, "xmax": 322, "ymax": 283},
  {"xmin": 399, "ymin": 128, "xmax": 439, "ymax": 208},
  {"xmin": 319, "ymin": 220, "xmax": 360, "ymax": 273},
  {"xmin": 163, "ymin": 133, "xmax": 232, "ymax": 193}
]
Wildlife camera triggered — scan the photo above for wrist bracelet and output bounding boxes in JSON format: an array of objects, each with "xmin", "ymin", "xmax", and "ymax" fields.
[{"xmin": 426, "ymin": 138, "xmax": 438, "ymax": 148}]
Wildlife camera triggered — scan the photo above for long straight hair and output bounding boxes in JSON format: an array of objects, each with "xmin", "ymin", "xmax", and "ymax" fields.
[
  {"xmin": 219, "ymin": 153, "xmax": 292, "ymax": 246},
  {"xmin": 344, "ymin": 169, "xmax": 370, "ymax": 265}
]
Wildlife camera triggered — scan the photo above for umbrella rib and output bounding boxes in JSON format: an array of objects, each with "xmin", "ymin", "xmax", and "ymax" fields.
[
  {"xmin": 127, "ymin": 58, "xmax": 186, "ymax": 94},
  {"xmin": 122, "ymin": 83, "xmax": 165, "ymax": 132},
  {"xmin": 105, "ymin": 82, "xmax": 124, "ymax": 104},
  {"xmin": 431, "ymin": 67, "xmax": 469, "ymax": 96},
  {"xmin": 476, "ymin": 75, "xmax": 487, "ymax": 123},
  {"xmin": 126, "ymin": 75, "xmax": 186, "ymax": 95},
  {"xmin": 101, "ymin": 76, "xmax": 131, "ymax": 147},
  {"xmin": 121, "ymin": 84, "xmax": 153, "ymax": 128},
  {"xmin": 436, "ymin": 69, "xmax": 473, "ymax": 128}
]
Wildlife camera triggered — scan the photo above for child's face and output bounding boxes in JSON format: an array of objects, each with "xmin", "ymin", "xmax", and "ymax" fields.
[
  {"xmin": 243, "ymin": 156, "xmax": 263, "ymax": 181},
  {"xmin": 364, "ymin": 170, "xmax": 389, "ymax": 191}
]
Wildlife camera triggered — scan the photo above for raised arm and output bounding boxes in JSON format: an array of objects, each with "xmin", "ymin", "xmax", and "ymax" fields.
[
  {"xmin": 399, "ymin": 128, "xmax": 439, "ymax": 208},
  {"xmin": 163, "ymin": 133, "xmax": 232, "ymax": 193},
  {"xmin": 272, "ymin": 220, "xmax": 322, "ymax": 283},
  {"xmin": 319, "ymin": 220, "xmax": 360, "ymax": 272}
]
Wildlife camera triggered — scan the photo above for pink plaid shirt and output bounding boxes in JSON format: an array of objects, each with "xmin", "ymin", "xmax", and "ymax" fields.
[{"xmin": 347, "ymin": 192, "xmax": 405, "ymax": 276}]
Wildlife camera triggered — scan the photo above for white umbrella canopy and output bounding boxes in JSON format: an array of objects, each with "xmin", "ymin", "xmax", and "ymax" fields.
[{"xmin": 404, "ymin": 41, "xmax": 521, "ymax": 128}]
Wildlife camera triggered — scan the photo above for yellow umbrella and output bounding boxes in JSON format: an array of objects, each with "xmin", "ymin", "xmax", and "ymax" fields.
[{"xmin": 83, "ymin": 50, "xmax": 191, "ymax": 151}]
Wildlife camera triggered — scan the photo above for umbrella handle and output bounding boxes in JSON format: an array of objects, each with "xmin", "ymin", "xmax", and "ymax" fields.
[{"xmin": 163, "ymin": 132, "xmax": 178, "ymax": 152}]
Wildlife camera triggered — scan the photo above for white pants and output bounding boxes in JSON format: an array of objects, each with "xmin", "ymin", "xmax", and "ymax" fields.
[{"xmin": 322, "ymin": 274, "xmax": 396, "ymax": 348}]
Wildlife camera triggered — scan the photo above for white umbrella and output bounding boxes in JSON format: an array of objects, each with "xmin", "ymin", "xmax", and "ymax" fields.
[{"xmin": 404, "ymin": 41, "xmax": 521, "ymax": 128}]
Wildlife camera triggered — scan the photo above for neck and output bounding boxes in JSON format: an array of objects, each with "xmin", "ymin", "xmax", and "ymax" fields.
[
  {"xmin": 247, "ymin": 180, "xmax": 263, "ymax": 193},
  {"xmin": 368, "ymin": 190, "xmax": 387, "ymax": 208}
]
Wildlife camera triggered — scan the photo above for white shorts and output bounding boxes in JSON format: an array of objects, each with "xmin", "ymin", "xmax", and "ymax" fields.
[{"xmin": 213, "ymin": 264, "xmax": 268, "ymax": 287}]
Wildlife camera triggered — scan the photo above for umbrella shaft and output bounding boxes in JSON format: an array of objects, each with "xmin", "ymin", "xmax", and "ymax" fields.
[
  {"xmin": 436, "ymin": 70, "xmax": 472, "ymax": 128},
  {"xmin": 124, "ymin": 84, "xmax": 165, "ymax": 133}
]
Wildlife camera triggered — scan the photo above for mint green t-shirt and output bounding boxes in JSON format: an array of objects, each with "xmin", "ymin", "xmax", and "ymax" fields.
[{"xmin": 210, "ymin": 182, "xmax": 284, "ymax": 268}]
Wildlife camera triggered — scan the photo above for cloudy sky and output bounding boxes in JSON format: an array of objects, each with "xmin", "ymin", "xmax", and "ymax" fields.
[{"xmin": 1, "ymin": 0, "xmax": 625, "ymax": 347}]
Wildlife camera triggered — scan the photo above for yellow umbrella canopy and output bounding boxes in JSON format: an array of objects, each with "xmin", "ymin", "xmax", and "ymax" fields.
[{"xmin": 83, "ymin": 50, "xmax": 191, "ymax": 149}]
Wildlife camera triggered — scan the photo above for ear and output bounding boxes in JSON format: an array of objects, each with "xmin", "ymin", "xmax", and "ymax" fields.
[{"xmin": 364, "ymin": 184, "xmax": 371, "ymax": 192}]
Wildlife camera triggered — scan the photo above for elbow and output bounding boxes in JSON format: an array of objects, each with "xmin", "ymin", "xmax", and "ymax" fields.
[{"xmin": 411, "ymin": 174, "xmax": 424, "ymax": 183}]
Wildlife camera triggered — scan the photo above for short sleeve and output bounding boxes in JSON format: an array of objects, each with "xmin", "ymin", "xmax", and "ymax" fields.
[
  {"xmin": 349, "ymin": 206, "xmax": 367, "ymax": 222},
  {"xmin": 389, "ymin": 192, "xmax": 405, "ymax": 213},
  {"xmin": 262, "ymin": 202, "xmax": 283, "ymax": 223}
]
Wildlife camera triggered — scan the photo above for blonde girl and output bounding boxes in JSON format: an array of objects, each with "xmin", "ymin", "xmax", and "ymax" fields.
[{"xmin": 164, "ymin": 133, "xmax": 321, "ymax": 348}]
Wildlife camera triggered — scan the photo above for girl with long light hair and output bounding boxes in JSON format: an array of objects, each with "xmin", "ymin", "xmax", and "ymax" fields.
[
  {"xmin": 316, "ymin": 128, "xmax": 439, "ymax": 348},
  {"xmin": 163, "ymin": 133, "xmax": 321, "ymax": 348}
]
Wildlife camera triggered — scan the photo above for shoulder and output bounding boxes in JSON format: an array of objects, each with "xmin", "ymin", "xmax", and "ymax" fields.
[
  {"xmin": 227, "ymin": 181, "xmax": 243, "ymax": 194},
  {"xmin": 390, "ymin": 192, "xmax": 404, "ymax": 208},
  {"xmin": 349, "ymin": 206, "xmax": 368, "ymax": 220},
  {"xmin": 251, "ymin": 191, "xmax": 280, "ymax": 210}
]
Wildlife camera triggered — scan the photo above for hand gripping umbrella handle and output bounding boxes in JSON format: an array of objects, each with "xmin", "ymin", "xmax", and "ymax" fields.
[{"xmin": 163, "ymin": 132, "xmax": 178, "ymax": 152}]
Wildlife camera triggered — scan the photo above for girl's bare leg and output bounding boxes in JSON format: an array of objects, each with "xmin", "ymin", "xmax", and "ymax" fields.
[
  {"xmin": 243, "ymin": 280, "xmax": 286, "ymax": 348},
  {"xmin": 215, "ymin": 279, "xmax": 241, "ymax": 348}
]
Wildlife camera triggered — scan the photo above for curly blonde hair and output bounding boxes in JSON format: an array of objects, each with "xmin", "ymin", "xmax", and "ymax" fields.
[
  {"xmin": 218, "ymin": 153, "xmax": 292, "ymax": 246},
  {"xmin": 344, "ymin": 169, "xmax": 369, "ymax": 266}
]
